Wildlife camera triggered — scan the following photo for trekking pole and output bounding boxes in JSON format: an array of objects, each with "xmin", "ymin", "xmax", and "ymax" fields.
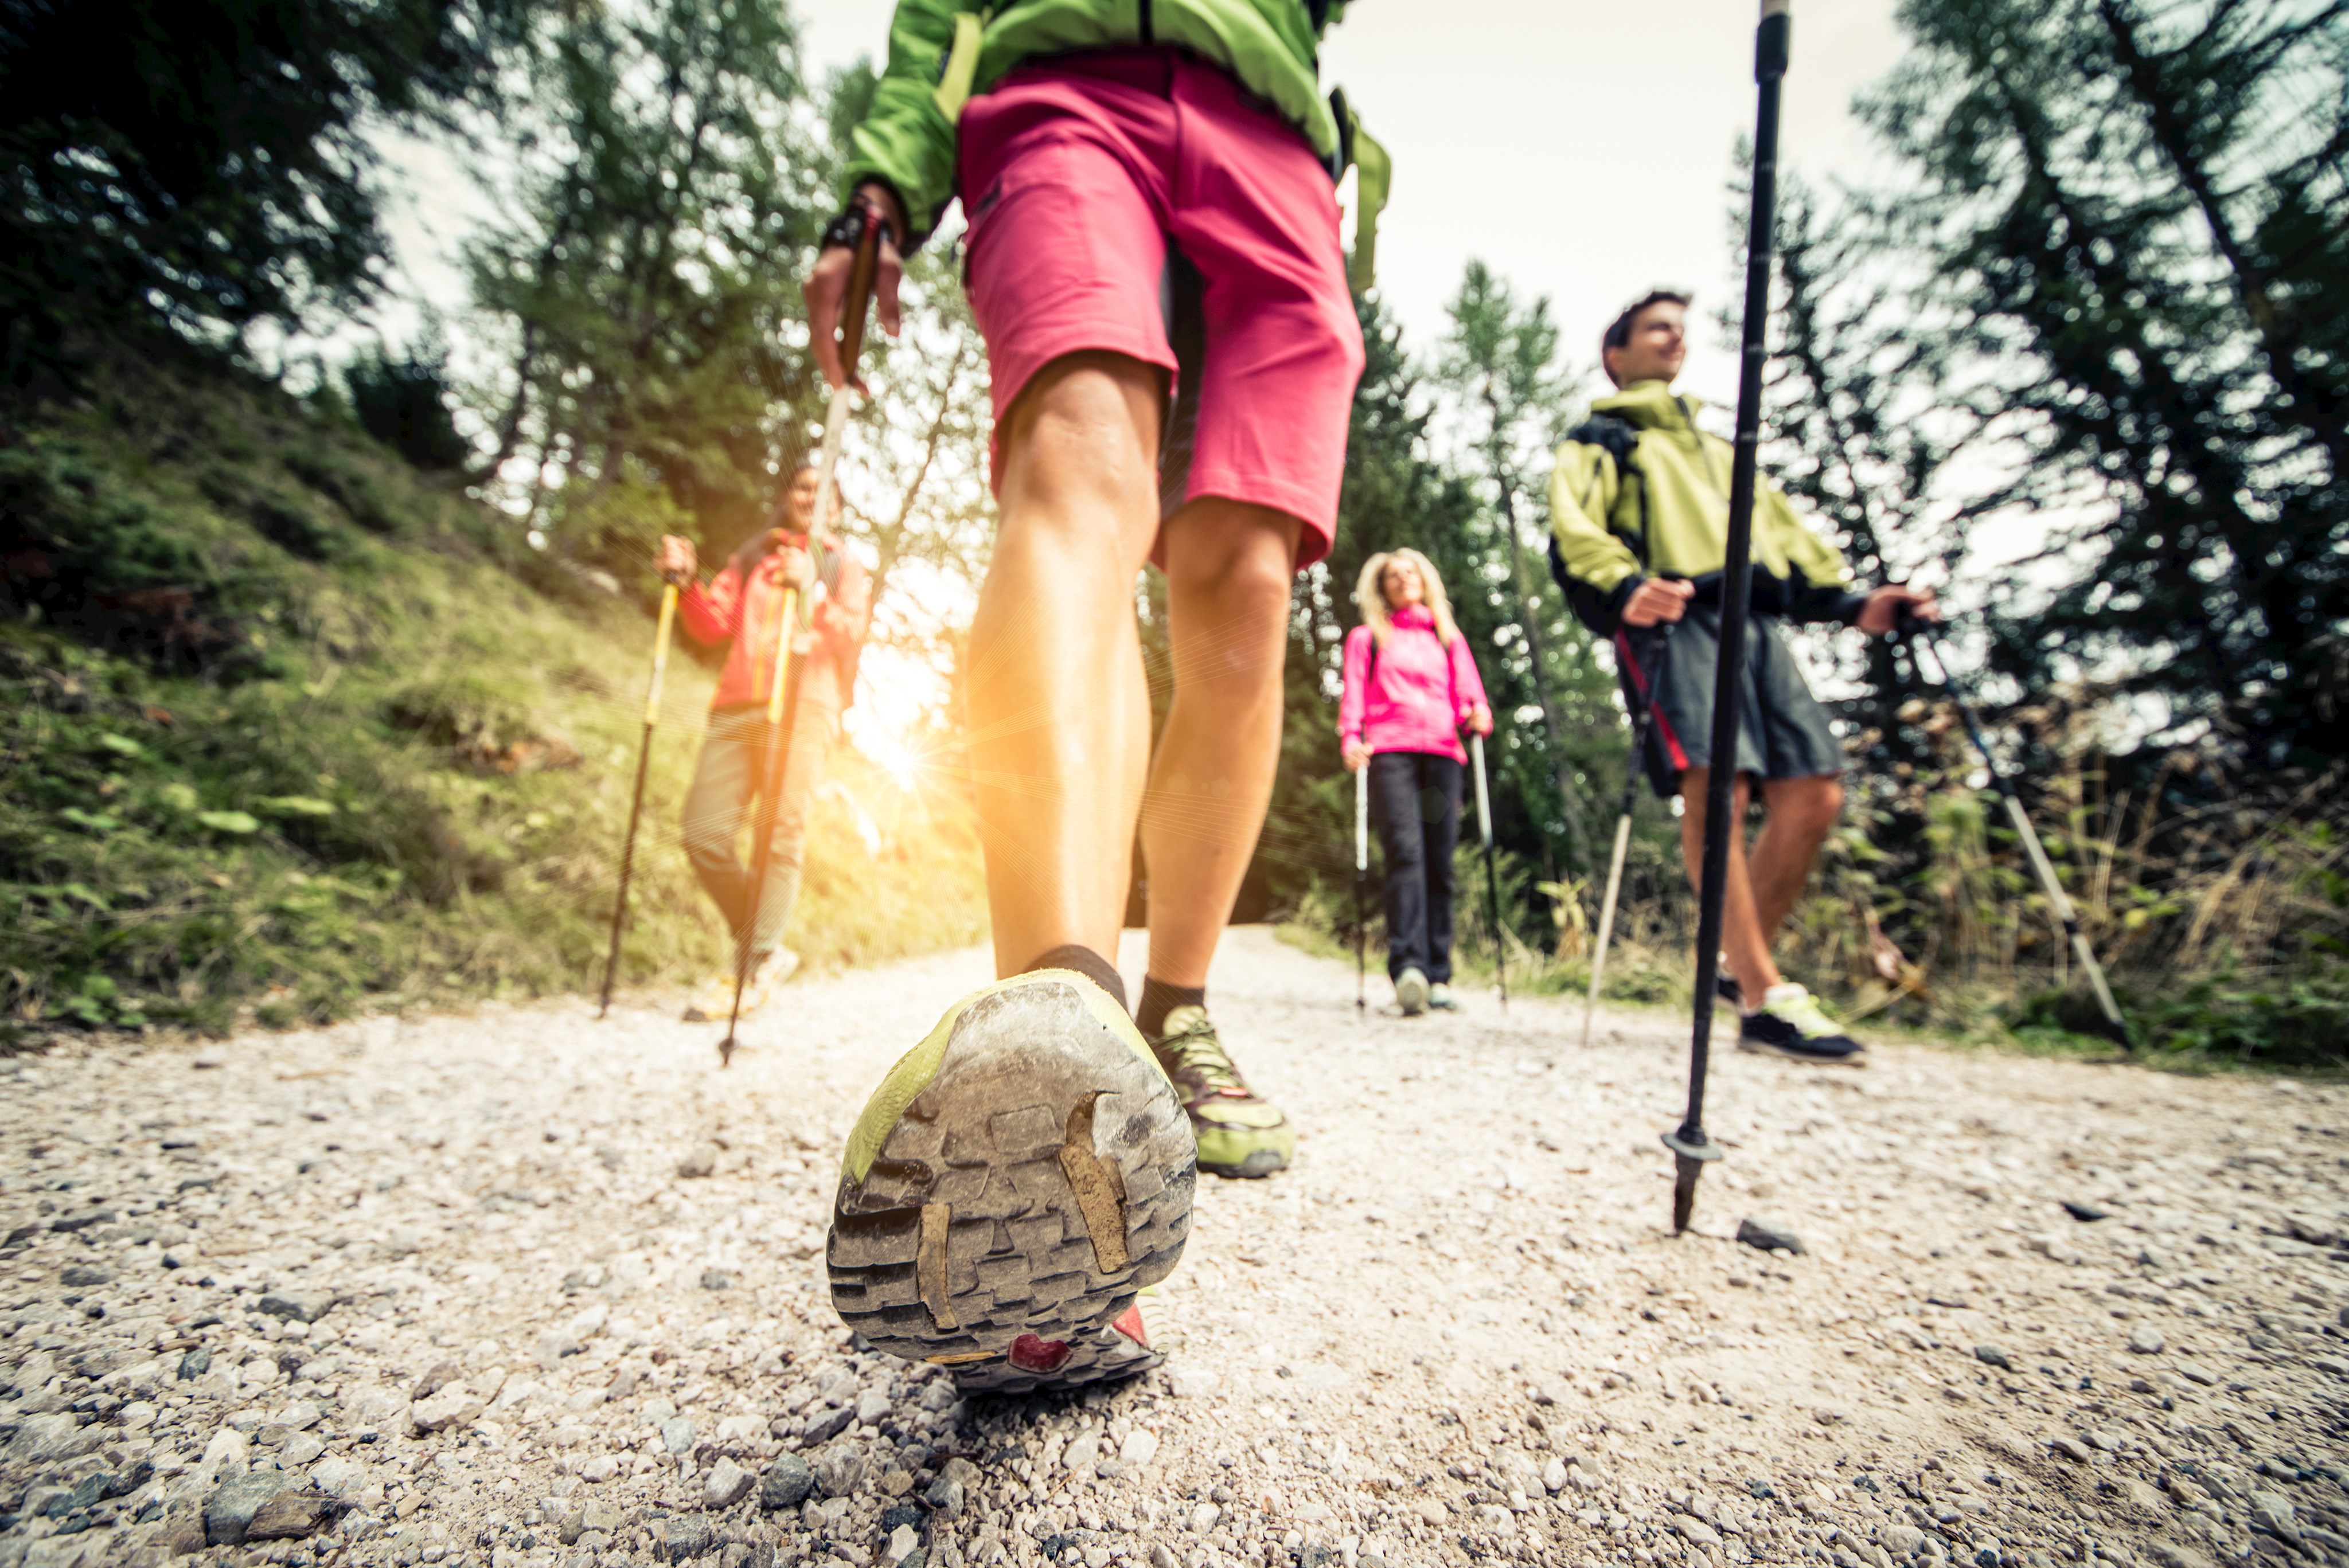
[
  {"xmin": 1583, "ymin": 628, "xmax": 1672, "ymax": 1048},
  {"xmin": 1899, "ymin": 616, "xmax": 2133, "ymax": 1052},
  {"xmin": 1469, "ymin": 733, "xmax": 1506, "ymax": 1012},
  {"xmin": 1353, "ymin": 764, "xmax": 1369, "ymax": 1015},
  {"xmin": 598, "ymin": 566, "xmax": 687, "ymax": 1019},
  {"xmin": 1667, "ymin": 0, "xmax": 1791, "ymax": 1234},
  {"xmin": 718, "ymin": 204, "xmax": 885, "ymax": 1068}
]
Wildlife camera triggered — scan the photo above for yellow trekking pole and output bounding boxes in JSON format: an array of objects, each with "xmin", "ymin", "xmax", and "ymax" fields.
[
  {"xmin": 716, "ymin": 200, "xmax": 884, "ymax": 1066},
  {"xmin": 598, "ymin": 570, "xmax": 684, "ymax": 1018}
]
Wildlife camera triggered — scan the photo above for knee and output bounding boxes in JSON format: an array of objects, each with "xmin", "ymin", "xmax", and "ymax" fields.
[
  {"xmin": 1001, "ymin": 354, "xmax": 1161, "ymax": 520},
  {"xmin": 1782, "ymin": 777, "xmax": 1844, "ymax": 837}
]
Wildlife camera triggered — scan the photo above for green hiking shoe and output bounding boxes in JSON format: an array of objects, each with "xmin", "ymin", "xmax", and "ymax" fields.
[
  {"xmin": 1148, "ymin": 1004, "xmax": 1295, "ymax": 1179},
  {"xmin": 827, "ymin": 971, "xmax": 1195, "ymax": 1394}
]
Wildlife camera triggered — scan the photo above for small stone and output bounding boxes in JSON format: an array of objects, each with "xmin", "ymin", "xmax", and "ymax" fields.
[
  {"xmin": 536, "ymin": 1331, "xmax": 582, "ymax": 1370},
  {"xmin": 412, "ymin": 1359, "xmax": 463, "ymax": 1398},
  {"xmin": 1675, "ymin": 1516, "xmax": 1723, "ymax": 1550},
  {"xmin": 256, "ymin": 1287, "xmax": 337, "ymax": 1324},
  {"xmin": 1168, "ymin": 1366, "xmax": 1223, "ymax": 1397},
  {"xmin": 2250, "ymin": 1493, "xmax": 2296, "ymax": 1536},
  {"xmin": 1064, "ymin": 1433, "xmax": 1098, "ymax": 1472},
  {"xmin": 1542, "ymin": 1457, "xmax": 1569, "ymax": 1492},
  {"xmin": 247, "ymin": 1487, "xmax": 343, "ymax": 1541},
  {"xmin": 700, "ymin": 1268, "xmax": 735, "ymax": 1291},
  {"xmin": 802, "ymin": 1404, "xmax": 854, "ymax": 1444},
  {"xmin": 2061, "ymin": 1201, "xmax": 2109, "ymax": 1222},
  {"xmin": 925, "ymin": 1473, "xmax": 966, "ymax": 1517},
  {"xmin": 411, "ymin": 1380, "xmax": 481, "ymax": 1432},
  {"xmin": 2051, "ymin": 1437, "xmax": 2093, "ymax": 1462},
  {"xmin": 705, "ymin": 1456, "xmax": 755, "ymax": 1509},
  {"xmin": 204, "ymin": 1472, "xmax": 290, "ymax": 1546},
  {"xmin": 2128, "ymin": 1326, "xmax": 2165, "ymax": 1355},
  {"xmin": 1736, "ymin": 1218, "xmax": 1805, "ymax": 1255},
  {"xmin": 1119, "ymin": 1428, "xmax": 1160, "ymax": 1468},
  {"xmin": 678, "ymin": 1144, "xmax": 719, "ymax": 1179},
  {"xmin": 177, "ymin": 1346, "xmax": 212, "ymax": 1381},
  {"xmin": 883, "ymin": 1522, "xmax": 922, "ymax": 1566},
  {"xmin": 2148, "ymin": 1546, "xmax": 2215, "ymax": 1568},
  {"xmin": 918, "ymin": 1379, "xmax": 958, "ymax": 1413},
  {"xmin": 1190, "ymin": 1503, "xmax": 1221, "ymax": 1534},
  {"xmin": 760, "ymin": 1454, "xmax": 816, "ymax": 1511},
  {"xmin": 58, "ymin": 1265, "xmax": 112, "ymax": 1287},
  {"xmin": 856, "ymin": 1387, "xmax": 892, "ymax": 1425},
  {"xmin": 662, "ymin": 1414, "xmax": 698, "ymax": 1454},
  {"xmin": 1885, "ymin": 1525, "xmax": 1926, "ymax": 1555},
  {"xmin": 577, "ymin": 1454, "xmax": 619, "ymax": 1483},
  {"xmin": 1974, "ymin": 1344, "xmax": 2014, "ymax": 1370},
  {"xmin": 652, "ymin": 1515, "xmax": 715, "ymax": 1562},
  {"xmin": 8, "ymin": 1412, "xmax": 101, "ymax": 1463}
]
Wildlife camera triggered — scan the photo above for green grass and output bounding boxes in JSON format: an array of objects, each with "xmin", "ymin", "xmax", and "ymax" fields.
[
  {"xmin": 0, "ymin": 351, "xmax": 985, "ymax": 1042},
  {"xmin": 1278, "ymin": 846, "xmax": 2344, "ymax": 1075}
]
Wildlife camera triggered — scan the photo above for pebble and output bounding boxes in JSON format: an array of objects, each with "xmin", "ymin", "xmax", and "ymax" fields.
[
  {"xmin": 662, "ymin": 1414, "xmax": 698, "ymax": 1454},
  {"xmin": 761, "ymin": 1453, "xmax": 817, "ymax": 1511},
  {"xmin": 1737, "ymin": 1218, "xmax": 1805, "ymax": 1254},
  {"xmin": 1974, "ymin": 1344, "xmax": 2014, "ymax": 1370},
  {"xmin": 1119, "ymin": 1427, "xmax": 1160, "ymax": 1468},
  {"xmin": 678, "ymin": 1143, "xmax": 719, "ymax": 1178},
  {"xmin": 256, "ymin": 1285, "xmax": 336, "ymax": 1323},
  {"xmin": 704, "ymin": 1455, "xmax": 755, "ymax": 1508},
  {"xmin": 2051, "ymin": 1437, "xmax": 2094, "ymax": 1462},
  {"xmin": 2128, "ymin": 1326, "xmax": 2165, "ymax": 1354}
]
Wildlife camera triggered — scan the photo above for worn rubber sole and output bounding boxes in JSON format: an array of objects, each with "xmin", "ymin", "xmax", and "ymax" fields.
[
  {"xmin": 828, "ymin": 974, "xmax": 1196, "ymax": 1394},
  {"xmin": 1735, "ymin": 1035, "xmax": 1869, "ymax": 1068}
]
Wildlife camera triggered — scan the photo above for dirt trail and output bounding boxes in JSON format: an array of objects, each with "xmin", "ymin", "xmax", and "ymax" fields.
[{"xmin": 2, "ymin": 928, "xmax": 2344, "ymax": 1568}]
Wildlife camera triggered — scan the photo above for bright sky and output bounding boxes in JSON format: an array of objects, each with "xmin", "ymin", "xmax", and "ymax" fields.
[{"xmin": 791, "ymin": 0, "xmax": 1910, "ymax": 399}]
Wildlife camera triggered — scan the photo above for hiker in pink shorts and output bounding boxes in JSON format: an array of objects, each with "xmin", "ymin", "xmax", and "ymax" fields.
[{"xmin": 805, "ymin": 6, "xmax": 1389, "ymax": 1394}]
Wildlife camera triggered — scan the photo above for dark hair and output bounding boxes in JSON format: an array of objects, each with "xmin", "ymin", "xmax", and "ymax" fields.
[{"xmin": 1600, "ymin": 290, "xmax": 1692, "ymax": 378}]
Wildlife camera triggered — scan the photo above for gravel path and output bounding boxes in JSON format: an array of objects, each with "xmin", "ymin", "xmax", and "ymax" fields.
[{"xmin": 3, "ymin": 928, "xmax": 2346, "ymax": 1568}]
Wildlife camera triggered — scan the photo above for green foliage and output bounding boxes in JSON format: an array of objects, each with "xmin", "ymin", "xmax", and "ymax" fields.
[
  {"xmin": 463, "ymin": 0, "xmax": 833, "ymax": 566},
  {"xmin": 0, "ymin": 0, "xmax": 523, "ymax": 361},
  {"xmin": 0, "ymin": 356, "xmax": 984, "ymax": 1043},
  {"xmin": 343, "ymin": 343, "xmax": 472, "ymax": 474},
  {"xmin": 1860, "ymin": 0, "xmax": 2349, "ymax": 762}
]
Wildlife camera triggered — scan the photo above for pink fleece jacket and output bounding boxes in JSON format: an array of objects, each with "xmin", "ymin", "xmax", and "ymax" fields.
[{"xmin": 1339, "ymin": 606, "xmax": 1491, "ymax": 764}]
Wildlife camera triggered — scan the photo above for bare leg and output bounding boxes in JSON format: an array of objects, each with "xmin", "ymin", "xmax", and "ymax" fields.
[
  {"xmin": 1750, "ymin": 773, "xmax": 1844, "ymax": 939},
  {"xmin": 966, "ymin": 353, "xmax": 1162, "ymax": 976},
  {"xmin": 1676, "ymin": 767, "xmax": 1779, "ymax": 1000},
  {"xmin": 1141, "ymin": 502, "xmax": 1305, "ymax": 987}
]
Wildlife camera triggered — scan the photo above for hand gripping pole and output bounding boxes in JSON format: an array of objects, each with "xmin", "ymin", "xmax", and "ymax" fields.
[{"xmin": 1669, "ymin": 0, "xmax": 1790, "ymax": 1233}]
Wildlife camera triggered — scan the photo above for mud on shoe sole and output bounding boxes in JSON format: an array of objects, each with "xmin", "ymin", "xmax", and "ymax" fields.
[{"xmin": 826, "ymin": 974, "xmax": 1196, "ymax": 1392}]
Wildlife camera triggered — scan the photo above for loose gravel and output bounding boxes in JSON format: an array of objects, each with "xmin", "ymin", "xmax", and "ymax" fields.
[{"xmin": 1, "ymin": 928, "xmax": 2344, "ymax": 1568}]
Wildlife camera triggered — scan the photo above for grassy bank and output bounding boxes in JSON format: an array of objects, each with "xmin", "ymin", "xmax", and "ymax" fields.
[{"xmin": 0, "ymin": 351, "xmax": 985, "ymax": 1042}]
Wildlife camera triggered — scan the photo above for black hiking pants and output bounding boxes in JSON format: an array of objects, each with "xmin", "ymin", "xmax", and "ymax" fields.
[{"xmin": 1368, "ymin": 749, "xmax": 1464, "ymax": 984}]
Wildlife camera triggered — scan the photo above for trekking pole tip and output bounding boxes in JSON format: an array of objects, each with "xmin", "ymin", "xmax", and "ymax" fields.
[{"xmin": 1661, "ymin": 1128, "xmax": 1724, "ymax": 1235}]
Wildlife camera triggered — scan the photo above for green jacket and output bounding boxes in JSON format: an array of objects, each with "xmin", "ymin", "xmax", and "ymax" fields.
[
  {"xmin": 1546, "ymin": 380, "xmax": 1865, "ymax": 635},
  {"xmin": 843, "ymin": 0, "xmax": 1388, "ymax": 287}
]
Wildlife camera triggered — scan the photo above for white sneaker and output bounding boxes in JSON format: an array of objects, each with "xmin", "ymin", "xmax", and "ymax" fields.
[
  {"xmin": 1427, "ymin": 983, "xmax": 1461, "ymax": 1011},
  {"xmin": 1395, "ymin": 967, "xmax": 1429, "ymax": 1016}
]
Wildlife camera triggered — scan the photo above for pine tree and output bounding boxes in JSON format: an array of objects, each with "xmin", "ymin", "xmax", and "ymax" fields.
[{"xmin": 1863, "ymin": 0, "xmax": 2349, "ymax": 761}]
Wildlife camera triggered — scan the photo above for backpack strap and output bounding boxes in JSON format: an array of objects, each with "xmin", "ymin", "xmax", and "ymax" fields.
[{"xmin": 1564, "ymin": 413, "xmax": 1650, "ymax": 569}]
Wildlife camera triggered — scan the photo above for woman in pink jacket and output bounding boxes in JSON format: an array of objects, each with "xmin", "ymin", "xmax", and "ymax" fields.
[{"xmin": 1340, "ymin": 549, "xmax": 1494, "ymax": 1015}]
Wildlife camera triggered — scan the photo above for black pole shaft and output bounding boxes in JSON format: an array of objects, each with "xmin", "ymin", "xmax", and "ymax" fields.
[
  {"xmin": 1679, "ymin": 0, "xmax": 1790, "ymax": 1163},
  {"xmin": 598, "ymin": 720, "xmax": 658, "ymax": 1017}
]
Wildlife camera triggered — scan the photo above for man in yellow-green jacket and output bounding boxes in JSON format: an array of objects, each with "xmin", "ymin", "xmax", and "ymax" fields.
[
  {"xmin": 1550, "ymin": 290, "xmax": 1937, "ymax": 1067},
  {"xmin": 805, "ymin": 1, "xmax": 1384, "ymax": 1397}
]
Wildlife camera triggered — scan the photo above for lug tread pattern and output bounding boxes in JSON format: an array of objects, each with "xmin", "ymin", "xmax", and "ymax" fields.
[{"xmin": 827, "ymin": 980, "xmax": 1194, "ymax": 1389}]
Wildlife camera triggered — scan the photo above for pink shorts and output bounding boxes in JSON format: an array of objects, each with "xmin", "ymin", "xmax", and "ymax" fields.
[{"xmin": 958, "ymin": 49, "xmax": 1365, "ymax": 566}]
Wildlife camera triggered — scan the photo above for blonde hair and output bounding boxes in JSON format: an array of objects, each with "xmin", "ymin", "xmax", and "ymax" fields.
[{"xmin": 1355, "ymin": 549, "xmax": 1460, "ymax": 648}]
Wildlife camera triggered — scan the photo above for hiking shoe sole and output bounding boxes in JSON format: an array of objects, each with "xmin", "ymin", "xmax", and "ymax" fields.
[
  {"xmin": 828, "ymin": 972, "xmax": 1195, "ymax": 1395},
  {"xmin": 1735, "ymin": 1036, "xmax": 1869, "ymax": 1068}
]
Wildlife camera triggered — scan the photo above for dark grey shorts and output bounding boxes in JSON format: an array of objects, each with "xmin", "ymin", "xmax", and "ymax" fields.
[{"xmin": 1614, "ymin": 606, "xmax": 1843, "ymax": 799}]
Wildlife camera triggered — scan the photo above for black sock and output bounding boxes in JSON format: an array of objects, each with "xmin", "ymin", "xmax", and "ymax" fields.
[
  {"xmin": 1136, "ymin": 976, "xmax": 1205, "ymax": 1039},
  {"xmin": 1025, "ymin": 944, "xmax": 1126, "ymax": 1011}
]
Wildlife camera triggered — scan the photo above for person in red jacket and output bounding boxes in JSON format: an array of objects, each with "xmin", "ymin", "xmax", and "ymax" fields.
[
  {"xmin": 1339, "ymin": 549, "xmax": 1493, "ymax": 1016},
  {"xmin": 657, "ymin": 463, "xmax": 872, "ymax": 1022}
]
